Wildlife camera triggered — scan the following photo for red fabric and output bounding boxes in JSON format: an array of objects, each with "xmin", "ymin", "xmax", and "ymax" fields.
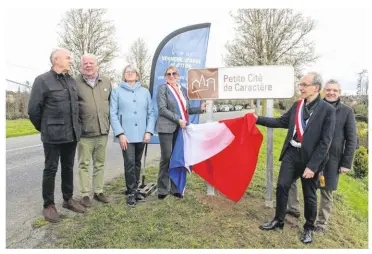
[
  {"xmin": 192, "ymin": 113, "xmax": 263, "ymax": 202},
  {"xmin": 167, "ymin": 83, "xmax": 188, "ymax": 121}
]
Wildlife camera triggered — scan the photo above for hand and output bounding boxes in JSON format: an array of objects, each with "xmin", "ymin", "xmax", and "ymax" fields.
[
  {"xmin": 119, "ymin": 134, "xmax": 128, "ymax": 150},
  {"xmin": 253, "ymin": 113, "xmax": 258, "ymax": 119},
  {"xmin": 179, "ymin": 119, "xmax": 187, "ymax": 129},
  {"xmin": 303, "ymin": 167, "xmax": 315, "ymax": 178},
  {"xmin": 143, "ymin": 132, "xmax": 151, "ymax": 143},
  {"xmin": 339, "ymin": 167, "xmax": 350, "ymax": 174},
  {"xmin": 200, "ymin": 102, "xmax": 207, "ymax": 111}
]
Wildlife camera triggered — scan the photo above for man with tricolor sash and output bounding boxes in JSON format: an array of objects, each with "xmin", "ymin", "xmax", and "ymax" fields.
[{"xmin": 255, "ymin": 72, "xmax": 336, "ymax": 244}]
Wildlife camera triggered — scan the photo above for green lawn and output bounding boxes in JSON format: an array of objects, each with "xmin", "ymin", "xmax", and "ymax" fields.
[
  {"xmin": 6, "ymin": 119, "xmax": 39, "ymax": 138},
  {"xmin": 35, "ymin": 125, "xmax": 368, "ymax": 249}
]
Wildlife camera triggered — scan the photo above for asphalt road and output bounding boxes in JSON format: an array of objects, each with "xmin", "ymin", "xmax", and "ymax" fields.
[{"xmin": 6, "ymin": 109, "xmax": 251, "ymax": 248}]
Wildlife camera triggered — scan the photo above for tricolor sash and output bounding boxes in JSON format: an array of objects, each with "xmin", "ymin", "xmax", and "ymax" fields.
[
  {"xmin": 295, "ymin": 99, "xmax": 306, "ymax": 143},
  {"xmin": 167, "ymin": 84, "xmax": 190, "ymax": 195}
]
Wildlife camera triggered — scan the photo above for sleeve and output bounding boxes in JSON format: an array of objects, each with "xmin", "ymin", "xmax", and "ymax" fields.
[
  {"xmin": 109, "ymin": 88, "xmax": 125, "ymax": 136},
  {"xmin": 27, "ymin": 76, "xmax": 46, "ymax": 132},
  {"xmin": 256, "ymin": 102, "xmax": 295, "ymax": 129},
  {"xmin": 340, "ymin": 109, "xmax": 357, "ymax": 168},
  {"xmin": 145, "ymin": 90, "xmax": 155, "ymax": 134}
]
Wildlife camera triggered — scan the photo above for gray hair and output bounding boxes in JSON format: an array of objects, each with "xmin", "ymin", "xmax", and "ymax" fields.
[
  {"xmin": 81, "ymin": 54, "xmax": 98, "ymax": 64},
  {"xmin": 308, "ymin": 72, "xmax": 323, "ymax": 90},
  {"xmin": 49, "ymin": 48, "xmax": 70, "ymax": 65},
  {"xmin": 122, "ymin": 64, "xmax": 140, "ymax": 82},
  {"xmin": 325, "ymin": 79, "xmax": 341, "ymax": 90}
]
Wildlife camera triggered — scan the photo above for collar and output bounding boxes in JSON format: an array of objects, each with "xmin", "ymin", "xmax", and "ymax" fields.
[
  {"xmin": 50, "ymin": 68, "xmax": 71, "ymax": 79},
  {"xmin": 83, "ymin": 72, "xmax": 99, "ymax": 81},
  {"xmin": 305, "ymin": 94, "xmax": 320, "ymax": 110}
]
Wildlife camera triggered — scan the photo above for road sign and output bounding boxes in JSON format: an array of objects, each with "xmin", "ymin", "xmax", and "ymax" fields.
[{"xmin": 188, "ymin": 66, "xmax": 294, "ymax": 100}]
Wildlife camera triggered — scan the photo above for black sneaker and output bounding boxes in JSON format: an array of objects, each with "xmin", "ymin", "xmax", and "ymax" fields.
[
  {"xmin": 135, "ymin": 192, "xmax": 145, "ymax": 202},
  {"xmin": 127, "ymin": 194, "xmax": 136, "ymax": 207}
]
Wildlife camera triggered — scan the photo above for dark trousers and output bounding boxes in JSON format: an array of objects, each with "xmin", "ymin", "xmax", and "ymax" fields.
[
  {"xmin": 122, "ymin": 143, "xmax": 145, "ymax": 194},
  {"xmin": 158, "ymin": 131, "xmax": 179, "ymax": 195},
  {"xmin": 275, "ymin": 146, "xmax": 318, "ymax": 230},
  {"xmin": 42, "ymin": 142, "xmax": 77, "ymax": 208}
]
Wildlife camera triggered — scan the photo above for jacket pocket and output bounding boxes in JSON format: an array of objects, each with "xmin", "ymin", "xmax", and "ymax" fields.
[
  {"xmin": 49, "ymin": 87, "xmax": 68, "ymax": 102},
  {"xmin": 81, "ymin": 115, "xmax": 95, "ymax": 134},
  {"xmin": 47, "ymin": 118, "xmax": 66, "ymax": 141}
]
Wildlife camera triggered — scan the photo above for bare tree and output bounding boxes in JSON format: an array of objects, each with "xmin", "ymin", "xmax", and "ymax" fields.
[
  {"xmin": 357, "ymin": 69, "xmax": 368, "ymax": 96},
  {"xmin": 57, "ymin": 9, "xmax": 119, "ymax": 80},
  {"xmin": 224, "ymin": 9, "xmax": 318, "ymax": 113},
  {"xmin": 125, "ymin": 38, "xmax": 152, "ymax": 88},
  {"xmin": 224, "ymin": 9, "xmax": 318, "ymax": 74}
]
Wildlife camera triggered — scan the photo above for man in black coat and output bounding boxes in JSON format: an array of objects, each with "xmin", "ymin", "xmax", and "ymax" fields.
[
  {"xmin": 286, "ymin": 80, "xmax": 357, "ymax": 233},
  {"xmin": 28, "ymin": 48, "xmax": 86, "ymax": 223},
  {"xmin": 255, "ymin": 72, "xmax": 336, "ymax": 244}
]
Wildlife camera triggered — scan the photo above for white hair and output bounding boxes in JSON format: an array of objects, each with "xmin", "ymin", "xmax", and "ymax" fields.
[
  {"xmin": 49, "ymin": 48, "xmax": 70, "ymax": 65},
  {"xmin": 81, "ymin": 54, "xmax": 98, "ymax": 64}
]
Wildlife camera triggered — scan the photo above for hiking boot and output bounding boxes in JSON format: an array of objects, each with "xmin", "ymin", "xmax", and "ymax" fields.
[
  {"xmin": 80, "ymin": 196, "xmax": 92, "ymax": 207},
  {"xmin": 43, "ymin": 204, "xmax": 61, "ymax": 223},
  {"xmin": 94, "ymin": 193, "xmax": 109, "ymax": 203},
  {"xmin": 62, "ymin": 198, "xmax": 86, "ymax": 213},
  {"xmin": 127, "ymin": 194, "xmax": 136, "ymax": 207},
  {"xmin": 135, "ymin": 192, "xmax": 145, "ymax": 202}
]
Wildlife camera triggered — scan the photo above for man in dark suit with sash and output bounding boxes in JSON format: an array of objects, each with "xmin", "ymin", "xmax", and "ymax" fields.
[{"xmin": 254, "ymin": 72, "xmax": 336, "ymax": 244}]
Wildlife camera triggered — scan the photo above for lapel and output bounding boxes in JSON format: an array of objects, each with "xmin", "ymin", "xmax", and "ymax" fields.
[{"xmin": 302, "ymin": 99, "xmax": 322, "ymax": 135}]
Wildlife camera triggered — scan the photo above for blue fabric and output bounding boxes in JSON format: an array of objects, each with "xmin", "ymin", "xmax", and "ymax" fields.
[
  {"xmin": 110, "ymin": 81, "xmax": 155, "ymax": 143},
  {"xmin": 167, "ymin": 86, "xmax": 191, "ymax": 195}
]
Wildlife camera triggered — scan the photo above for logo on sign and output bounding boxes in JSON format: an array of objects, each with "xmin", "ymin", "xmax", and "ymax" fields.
[
  {"xmin": 191, "ymin": 75, "xmax": 216, "ymax": 93},
  {"xmin": 188, "ymin": 68, "xmax": 219, "ymax": 99}
]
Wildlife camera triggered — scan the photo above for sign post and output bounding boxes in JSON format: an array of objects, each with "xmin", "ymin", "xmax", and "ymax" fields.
[
  {"xmin": 265, "ymin": 99, "xmax": 274, "ymax": 208},
  {"xmin": 187, "ymin": 66, "xmax": 294, "ymax": 200},
  {"xmin": 206, "ymin": 100, "xmax": 215, "ymax": 196}
]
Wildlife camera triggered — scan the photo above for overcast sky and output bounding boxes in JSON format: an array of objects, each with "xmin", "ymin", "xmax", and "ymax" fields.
[{"xmin": 4, "ymin": 8, "xmax": 370, "ymax": 95}]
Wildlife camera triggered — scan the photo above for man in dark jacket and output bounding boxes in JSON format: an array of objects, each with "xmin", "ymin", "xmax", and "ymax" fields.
[
  {"xmin": 255, "ymin": 72, "xmax": 336, "ymax": 244},
  {"xmin": 286, "ymin": 79, "xmax": 357, "ymax": 233},
  {"xmin": 28, "ymin": 48, "xmax": 86, "ymax": 223}
]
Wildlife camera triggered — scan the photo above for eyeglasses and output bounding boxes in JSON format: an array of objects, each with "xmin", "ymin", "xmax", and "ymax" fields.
[
  {"xmin": 298, "ymin": 82, "xmax": 316, "ymax": 88},
  {"xmin": 166, "ymin": 72, "xmax": 178, "ymax": 77}
]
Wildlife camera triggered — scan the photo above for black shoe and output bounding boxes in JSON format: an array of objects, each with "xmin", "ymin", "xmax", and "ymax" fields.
[
  {"xmin": 158, "ymin": 194, "xmax": 168, "ymax": 200},
  {"xmin": 127, "ymin": 194, "xmax": 136, "ymax": 207},
  {"xmin": 259, "ymin": 218, "xmax": 284, "ymax": 230},
  {"xmin": 300, "ymin": 229, "xmax": 313, "ymax": 244},
  {"xmin": 286, "ymin": 209, "xmax": 300, "ymax": 218},
  {"xmin": 172, "ymin": 193, "xmax": 183, "ymax": 199},
  {"xmin": 135, "ymin": 192, "xmax": 145, "ymax": 202}
]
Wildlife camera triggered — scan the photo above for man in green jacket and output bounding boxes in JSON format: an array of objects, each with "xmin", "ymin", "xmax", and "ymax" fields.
[{"xmin": 75, "ymin": 54, "xmax": 112, "ymax": 207}]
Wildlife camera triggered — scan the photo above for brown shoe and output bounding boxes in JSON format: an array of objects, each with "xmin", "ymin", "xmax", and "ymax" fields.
[
  {"xmin": 94, "ymin": 193, "xmax": 109, "ymax": 203},
  {"xmin": 80, "ymin": 196, "xmax": 92, "ymax": 208},
  {"xmin": 43, "ymin": 204, "xmax": 61, "ymax": 223},
  {"xmin": 62, "ymin": 198, "xmax": 86, "ymax": 213}
]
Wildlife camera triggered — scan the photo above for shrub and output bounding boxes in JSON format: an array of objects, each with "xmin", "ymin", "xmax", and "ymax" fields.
[{"xmin": 353, "ymin": 146, "xmax": 368, "ymax": 178}]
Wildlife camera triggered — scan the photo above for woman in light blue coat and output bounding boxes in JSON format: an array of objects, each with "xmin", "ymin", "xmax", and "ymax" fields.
[{"xmin": 110, "ymin": 64, "xmax": 155, "ymax": 206}]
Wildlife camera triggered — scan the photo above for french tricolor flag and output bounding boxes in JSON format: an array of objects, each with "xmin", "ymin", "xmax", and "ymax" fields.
[{"xmin": 168, "ymin": 84, "xmax": 263, "ymax": 201}]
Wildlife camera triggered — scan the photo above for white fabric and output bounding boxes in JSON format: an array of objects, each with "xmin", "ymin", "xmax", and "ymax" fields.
[{"xmin": 182, "ymin": 122, "xmax": 235, "ymax": 167}]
